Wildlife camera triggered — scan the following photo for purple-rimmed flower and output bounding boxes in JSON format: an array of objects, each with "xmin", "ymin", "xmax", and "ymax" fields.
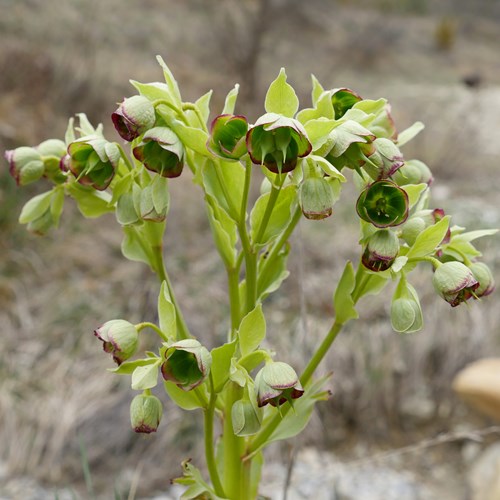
[
  {"xmin": 330, "ymin": 87, "xmax": 363, "ymax": 118},
  {"xmin": 469, "ymin": 262, "xmax": 495, "ymax": 298},
  {"xmin": 67, "ymin": 136, "xmax": 120, "ymax": 190},
  {"xmin": 432, "ymin": 261, "xmax": 479, "ymax": 307},
  {"xmin": 362, "ymin": 229, "xmax": 399, "ymax": 272},
  {"xmin": 299, "ymin": 177, "xmax": 335, "ymax": 220},
  {"xmin": 246, "ymin": 113, "xmax": 312, "ymax": 174},
  {"xmin": 130, "ymin": 393, "xmax": 162, "ymax": 434},
  {"xmin": 5, "ymin": 147, "xmax": 44, "ymax": 186},
  {"xmin": 255, "ymin": 361, "xmax": 304, "ymax": 408},
  {"xmin": 362, "ymin": 138, "xmax": 404, "ymax": 181},
  {"xmin": 112, "ymin": 95, "xmax": 156, "ymax": 142},
  {"xmin": 356, "ymin": 180, "xmax": 409, "ymax": 228},
  {"xmin": 160, "ymin": 339, "xmax": 211, "ymax": 391},
  {"xmin": 207, "ymin": 114, "xmax": 248, "ymax": 160},
  {"xmin": 133, "ymin": 127, "xmax": 184, "ymax": 178},
  {"xmin": 94, "ymin": 319, "xmax": 139, "ymax": 365}
]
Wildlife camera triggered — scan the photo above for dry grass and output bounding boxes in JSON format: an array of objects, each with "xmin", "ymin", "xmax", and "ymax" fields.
[{"xmin": 1, "ymin": 0, "xmax": 500, "ymax": 497}]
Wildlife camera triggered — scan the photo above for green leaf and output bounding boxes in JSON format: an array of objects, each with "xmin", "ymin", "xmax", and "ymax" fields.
[
  {"xmin": 65, "ymin": 117, "xmax": 75, "ymax": 144},
  {"xmin": 333, "ymin": 261, "xmax": 359, "ymax": 324},
  {"xmin": 304, "ymin": 118, "xmax": 338, "ymax": 150},
  {"xmin": 453, "ymin": 228, "xmax": 498, "ymax": 242},
  {"xmin": 264, "ymin": 68, "xmax": 299, "ymax": 118},
  {"xmin": 109, "ymin": 173, "xmax": 134, "ymax": 206},
  {"xmin": 169, "ymin": 119, "xmax": 210, "ymax": 157},
  {"xmin": 257, "ymin": 245, "xmax": 290, "ymax": 300},
  {"xmin": 156, "ymin": 55, "xmax": 182, "ymax": 103},
  {"xmin": 130, "ymin": 80, "xmax": 176, "ymax": 104},
  {"xmin": 109, "ymin": 357, "xmax": 160, "ymax": 375},
  {"xmin": 397, "ymin": 121, "xmax": 425, "ymax": 147},
  {"xmin": 406, "ymin": 215, "xmax": 450, "ymax": 259},
  {"xmin": 229, "ymin": 358, "xmax": 247, "ymax": 387},
  {"xmin": 211, "ymin": 341, "xmax": 236, "ymax": 392},
  {"xmin": 194, "ymin": 90, "xmax": 212, "ymax": 125},
  {"xmin": 19, "ymin": 191, "xmax": 53, "ymax": 224},
  {"xmin": 206, "ymin": 195, "xmax": 238, "ymax": 268},
  {"xmin": 402, "ymin": 183, "xmax": 428, "ymax": 209},
  {"xmin": 250, "ymin": 184, "xmax": 297, "ymax": 247},
  {"xmin": 121, "ymin": 226, "xmax": 152, "ymax": 268},
  {"xmin": 308, "ymin": 155, "xmax": 346, "ymax": 181},
  {"xmin": 164, "ymin": 381, "xmax": 205, "ymax": 411},
  {"xmin": 131, "ymin": 359, "xmax": 160, "ymax": 390},
  {"xmin": 151, "ymin": 175, "xmax": 170, "ymax": 214},
  {"xmin": 50, "ymin": 188, "xmax": 65, "ymax": 226},
  {"xmin": 311, "ymin": 74, "xmax": 325, "ymax": 105},
  {"xmin": 67, "ymin": 184, "xmax": 113, "ymax": 218},
  {"xmin": 222, "ymin": 84, "xmax": 240, "ymax": 115},
  {"xmin": 172, "ymin": 459, "xmax": 225, "ymax": 499},
  {"xmin": 158, "ymin": 281, "xmax": 176, "ymax": 340},
  {"xmin": 391, "ymin": 256, "xmax": 408, "ymax": 273},
  {"xmin": 239, "ymin": 304, "xmax": 266, "ymax": 357},
  {"xmin": 239, "ymin": 349, "xmax": 269, "ymax": 373}
]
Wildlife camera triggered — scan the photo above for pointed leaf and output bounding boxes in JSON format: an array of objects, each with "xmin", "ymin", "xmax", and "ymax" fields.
[
  {"xmin": 222, "ymin": 84, "xmax": 240, "ymax": 115},
  {"xmin": 158, "ymin": 281, "xmax": 176, "ymax": 339},
  {"xmin": 397, "ymin": 121, "xmax": 425, "ymax": 147},
  {"xmin": 211, "ymin": 341, "xmax": 237, "ymax": 392},
  {"xmin": 164, "ymin": 381, "xmax": 205, "ymax": 411},
  {"xmin": 334, "ymin": 261, "xmax": 359, "ymax": 324},
  {"xmin": 265, "ymin": 68, "xmax": 299, "ymax": 118},
  {"xmin": 19, "ymin": 191, "xmax": 53, "ymax": 224},
  {"xmin": 239, "ymin": 304, "xmax": 266, "ymax": 357},
  {"xmin": 131, "ymin": 359, "xmax": 160, "ymax": 390},
  {"xmin": 406, "ymin": 216, "xmax": 450, "ymax": 259}
]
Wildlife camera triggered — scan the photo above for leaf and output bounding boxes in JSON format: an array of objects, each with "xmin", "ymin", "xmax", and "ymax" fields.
[
  {"xmin": 222, "ymin": 84, "xmax": 240, "ymax": 115},
  {"xmin": 239, "ymin": 304, "xmax": 266, "ymax": 357},
  {"xmin": 67, "ymin": 184, "xmax": 113, "ymax": 218},
  {"xmin": 109, "ymin": 357, "xmax": 160, "ymax": 375},
  {"xmin": 453, "ymin": 229, "xmax": 498, "ymax": 242},
  {"xmin": 211, "ymin": 341, "xmax": 236, "ymax": 392},
  {"xmin": 206, "ymin": 195, "xmax": 238, "ymax": 268},
  {"xmin": 121, "ymin": 226, "xmax": 152, "ymax": 268},
  {"xmin": 194, "ymin": 90, "xmax": 213, "ymax": 125},
  {"xmin": 131, "ymin": 359, "xmax": 160, "ymax": 390},
  {"xmin": 333, "ymin": 261, "xmax": 359, "ymax": 324},
  {"xmin": 402, "ymin": 183, "xmax": 427, "ymax": 209},
  {"xmin": 397, "ymin": 121, "xmax": 425, "ymax": 147},
  {"xmin": 156, "ymin": 55, "xmax": 182, "ymax": 103},
  {"xmin": 130, "ymin": 80, "xmax": 175, "ymax": 104},
  {"xmin": 151, "ymin": 175, "xmax": 170, "ymax": 214},
  {"xmin": 158, "ymin": 281, "xmax": 176, "ymax": 340},
  {"xmin": 250, "ymin": 184, "xmax": 297, "ymax": 247},
  {"xmin": 164, "ymin": 381, "xmax": 205, "ymax": 411},
  {"xmin": 308, "ymin": 155, "xmax": 346, "ymax": 182},
  {"xmin": 50, "ymin": 188, "xmax": 65, "ymax": 227},
  {"xmin": 311, "ymin": 74, "xmax": 325, "ymax": 105},
  {"xmin": 304, "ymin": 119, "xmax": 339, "ymax": 150},
  {"xmin": 257, "ymin": 245, "xmax": 290, "ymax": 300},
  {"xmin": 264, "ymin": 68, "xmax": 299, "ymax": 118},
  {"xmin": 391, "ymin": 256, "xmax": 408, "ymax": 273},
  {"xmin": 172, "ymin": 459, "xmax": 226, "ymax": 499},
  {"xmin": 229, "ymin": 358, "xmax": 247, "ymax": 387},
  {"xmin": 19, "ymin": 191, "xmax": 53, "ymax": 224},
  {"xmin": 406, "ymin": 216, "xmax": 450, "ymax": 259},
  {"xmin": 239, "ymin": 350, "xmax": 269, "ymax": 373},
  {"xmin": 169, "ymin": 119, "xmax": 210, "ymax": 157}
]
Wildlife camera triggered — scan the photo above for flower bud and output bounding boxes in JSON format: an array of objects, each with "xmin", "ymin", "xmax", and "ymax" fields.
[
  {"xmin": 27, "ymin": 208, "xmax": 57, "ymax": 236},
  {"xmin": 362, "ymin": 229, "xmax": 399, "ymax": 272},
  {"xmin": 112, "ymin": 95, "xmax": 156, "ymax": 142},
  {"xmin": 94, "ymin": 319, "xmax": 139, "ymax": 365},
  {"xmin": 391, "ymin": 298, "xmax": 423, "ymax": 333},
  {"xmin": 67, "ymin": 136, "xmax": 120, "ymax": 190},
  {"xmin": 130, "ymin": 393, "xmax": 162, "ymax": 433},
  {"xmin": 207, "ymin": 114, "xmax": 248, "ymax": 160},
  {"xmin": 356, "ymin": 180, "xmax": 409, "ymax": 228},
  {"xmin": 362, "ymin": 138, "xmax": 404, "ymax": 181},
  {"xmin": 5, "ymin": 146, "xmax": 44, "ymax": 186},
  {"xmin": 330, "ymin": 87, "xmax": 362, "ymax": 118},
  {"xmin": 299, "ymin": 177, "xmax": 335, "ymax": 220},
  {"xmin": 393, "ymin": 159, "xmax": 433, "ymax": 186},
  {"xmin": 246, "ymin": 113, "xmax": 312, "ymax": 173},
  {"xmin": 469, "ymin": 262, "xmax": 495, "ymax": 298},
  {"xmin": 231, "ymin": 398, "xmax": 262, "ymax": 436},
  {"xmin": 161, "ymin": 339, "xmax": 211, "ymax": 391},
  {"xmin": 432, "ymin": 261, "xmax": 479, "ymax": 307},
  {"xmin": 133, "ymin": 127, "xmax": 184, "ymax": 178},
  {"xmin": 255, "ymin": 361, "xmax": 304, "ymax": 408},
  {"xmin": 37, "ymin": 139, "xmax": 68, "ymax": 183},
  {"xmin": 401, "ymin": 217, "xmax": 426, "ymax": 246}
]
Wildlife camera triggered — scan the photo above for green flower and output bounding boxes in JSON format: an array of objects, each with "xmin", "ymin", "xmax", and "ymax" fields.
[
  {"xmin": 469, "ymin": 262, "xmax": 495, "ymax": 298},
  {"xmin": 356, "ymin": 180, "xmax": 409, "ymax": 228},
  {"xmin": 133, "ymin": 127, "xmax": 184, "ymax": 178},
  {"xmin": 207, "ymin": 114, "xmax": 248, "ymax": 160},
  {"xmin": 130, "ymin": 393, "xmax": 162, "ymax": 434},
  {"xmin": 362, "ymin": 229, "xmax": 399, "ymax": 272},
  {"xmin": 330, "ymin": 87, "xmax": 362, "ymax": 118},
  {"xmin": 432, "ymin": 261, "xmax": 479, "ymax": 307},
  {"xmin": 112, "ymin": 95, "xmax": 156, "ymax": 141},
  {"xmin": 94, "ymin": 319, "xmax": 139, "ymax": 365},
  {"xmin": 255, "ymin": 361, "xmax": 304, "ymax": 408},
  {"xmin": 5, "ymin": 146, "xmax": 44, "ymax": 186},
  {"xmin": 299, "ymin": 177, "xmax": 335, "ymax": 220},
  {"xmin": 246, "ymin": 113, "xmax": 311, "ymax": 173}
]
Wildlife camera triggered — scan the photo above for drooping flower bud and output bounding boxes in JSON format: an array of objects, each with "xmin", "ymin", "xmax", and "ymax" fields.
[
  {"xmin": 246, "ymin": 113, "xmax": 312, "ymax": 173},
  {"xmin": 401, "ymin": 217, "xmax": 426, "ymax": 246},
  {"xmin": 362, "ymin": 229, "xmax": 399, "ymax": 272},
  {"xmin": 5, "ymin": 147, "xmax": 44, "ymax": 186},
  {"xmin": 330, "ymin": 87, "xmax": 362, "ymax": 118},
  {"xmin": 130, "ymin": 393, "xmax": 162, "ymax": 434},
  {"xmin": 231, "ymin": 398, "xmax": 262, "ymax": 436},
  {"xmin": 67, "ymin": 136, "xmax": 120, "ymax": 190},
  {"xmin": 37, "ymin": 139, "xmax": 67, "ymax": 183},
  {"xmin": 133, "ymin": 127, "xmax": 184, "ymax": 178},
  {"xmin": 362, "ymin": 138, "xmax": 404, "ymax": 181},
  {"xmin": 299, "ymin": 177, "xmax": 335, "ymax": 220},
  {"xmin": 432, "ymin": 261, "xmax": 479, "ymax": 307},
  {"xmin": 112, "ymin": 95, "xmax": 156, "ymax": 142},
  {"xmin": 469, "ymin": 262, "xmax": 495, "ymax": 298},
  {"xmin": 94, "ymin": 319, "xmax": 139, "ymax": 365},
  {"xmin": 356, "ymin": 180, "xmax": 409, "ymax": 228},
  {"xmin": 393, "ymin": 159, "xmax": 433, "ymax": 186},
  {"xmin": 391, "ymin": 297, "xmax": 423, "ymax": 333},
  {"xmin": 207, "ymin": 114, "xmax": 248, "ymax": 160},
  {"xmin": 255, "ymin": 361, "xmax": 304, "ymax": 408},
  {"xmin": 160, "ymin": 339, "xmax": 211, "ymax": 391}
]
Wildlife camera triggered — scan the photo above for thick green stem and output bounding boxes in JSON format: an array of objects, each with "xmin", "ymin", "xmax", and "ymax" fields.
[{"xmin": 254, "ymin": 174, "xmax": 286, "ymax": 245}]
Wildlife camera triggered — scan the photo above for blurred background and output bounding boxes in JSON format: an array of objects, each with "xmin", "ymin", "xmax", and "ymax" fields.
[{"xmin": 1, "ymin": 0, "xmax": 500, "ymax": 498}]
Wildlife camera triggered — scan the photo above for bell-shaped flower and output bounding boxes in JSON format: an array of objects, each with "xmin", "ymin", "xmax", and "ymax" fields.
[
  {"xmin": 130, "ymin": 393, "xmax": 162, "ymax": 434},
  {"xmin": 66, "ymin": 136, "xmax": 120, "ymax": 190},
  {"xmin": 255, "ymin": 361, "xmax": 304, "ymax": 408},
  {"xmin": 432, "ymin": 261, "xmax": 479, "ymax": 307},
  {"xmin": 362, "ymin": 229, "xmax": 399, "ymax": 272},
  {"xmin": 133, "ymin": 127, "xmax": 184, "ymax": 178},
  {"xmin": 160, "ymin": 339, "xmax": 211, "ymax": 391},
  {"xmin": 112, "ymin": 95, "xmax": 156, "ymax": 142},
  {"xmin": 5, "ymin": 146, "xmax": 44, "ymax": 186},
  {"xmin": 330, "ymin": 87, "xmax": 363, "ymax": 118},
  {"xmin": 299, "ymin": 177, "xmax": 335, "ymax": 220},
  {"xmin": 94, "ymin": 319, "xmax": 139, "ymax": 365},
  {"xmin": 362, "ymin": 138, "xmax": 404, "ymax": 181},
  {"xmin": 469, "ymin": 262, "xmax": 495, "ymax": 298},
  {"xmin": 246, "ymin": 113, "xmax": 312, "ymax": 173},
  {"xmin": 207, "ymin": 114, "xmax": 248, "ymax": 160},
  {"xmin": 391, "ymin": 297, "xmax": 423, "ymax": 333},
  {"xmin": 356, "ymin": 180, "xmax": 409, "ymax": 228}
]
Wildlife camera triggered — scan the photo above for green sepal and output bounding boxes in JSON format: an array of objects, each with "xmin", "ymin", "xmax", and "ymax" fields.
[
  {"xmin": 333, "ymin": 261, "xmax": 359, "ymax": 324},
  {"xmin": 163, "ymin": 381, "xmax": 206, "ymax": 411},
  {"xmin": 158, "ymin": 281, "xmax": 177, "ymax": 340},
  {"xmin": 131, "ymin": 358, "xmax": 161, "ymax": 390},
  {"xmin": 232, "ymin": 390, "xmax": 262, "ymax": 436},
  {"xmin": 116, "ymin": 192, "xmax": 139, "ymax": 225},
  {"xmin": 265, "ymin": 68, "xmax": 299, "ymax": 118},
  {"xmin": 211, "ymin": 341, "xmax": 237, "ymax": 392},
  {"xmin": 238, "ymin": 304, "xmax": 266, "ymax": 357},
  {"xmin": 406, "ymin": 215, "xmax": 450, "ymax": 259}
]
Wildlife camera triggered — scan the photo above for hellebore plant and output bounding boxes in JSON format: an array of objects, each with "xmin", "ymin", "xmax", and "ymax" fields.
[{"xmin": 6, "ymin": 57, "xmax": 497, "ymax": 499}]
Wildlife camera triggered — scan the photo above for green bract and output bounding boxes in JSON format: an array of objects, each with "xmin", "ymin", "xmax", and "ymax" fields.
[
  {"xmin": 133, "ymin": 127, "xmax": 184, "ymax": 178},
  {"xmin": 246, "ymin": 113, "xmax": 312, "ymax": 173},
  {"xmin": 356, "ymin": 180, "xmax": 409, "ymax": 228}
]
